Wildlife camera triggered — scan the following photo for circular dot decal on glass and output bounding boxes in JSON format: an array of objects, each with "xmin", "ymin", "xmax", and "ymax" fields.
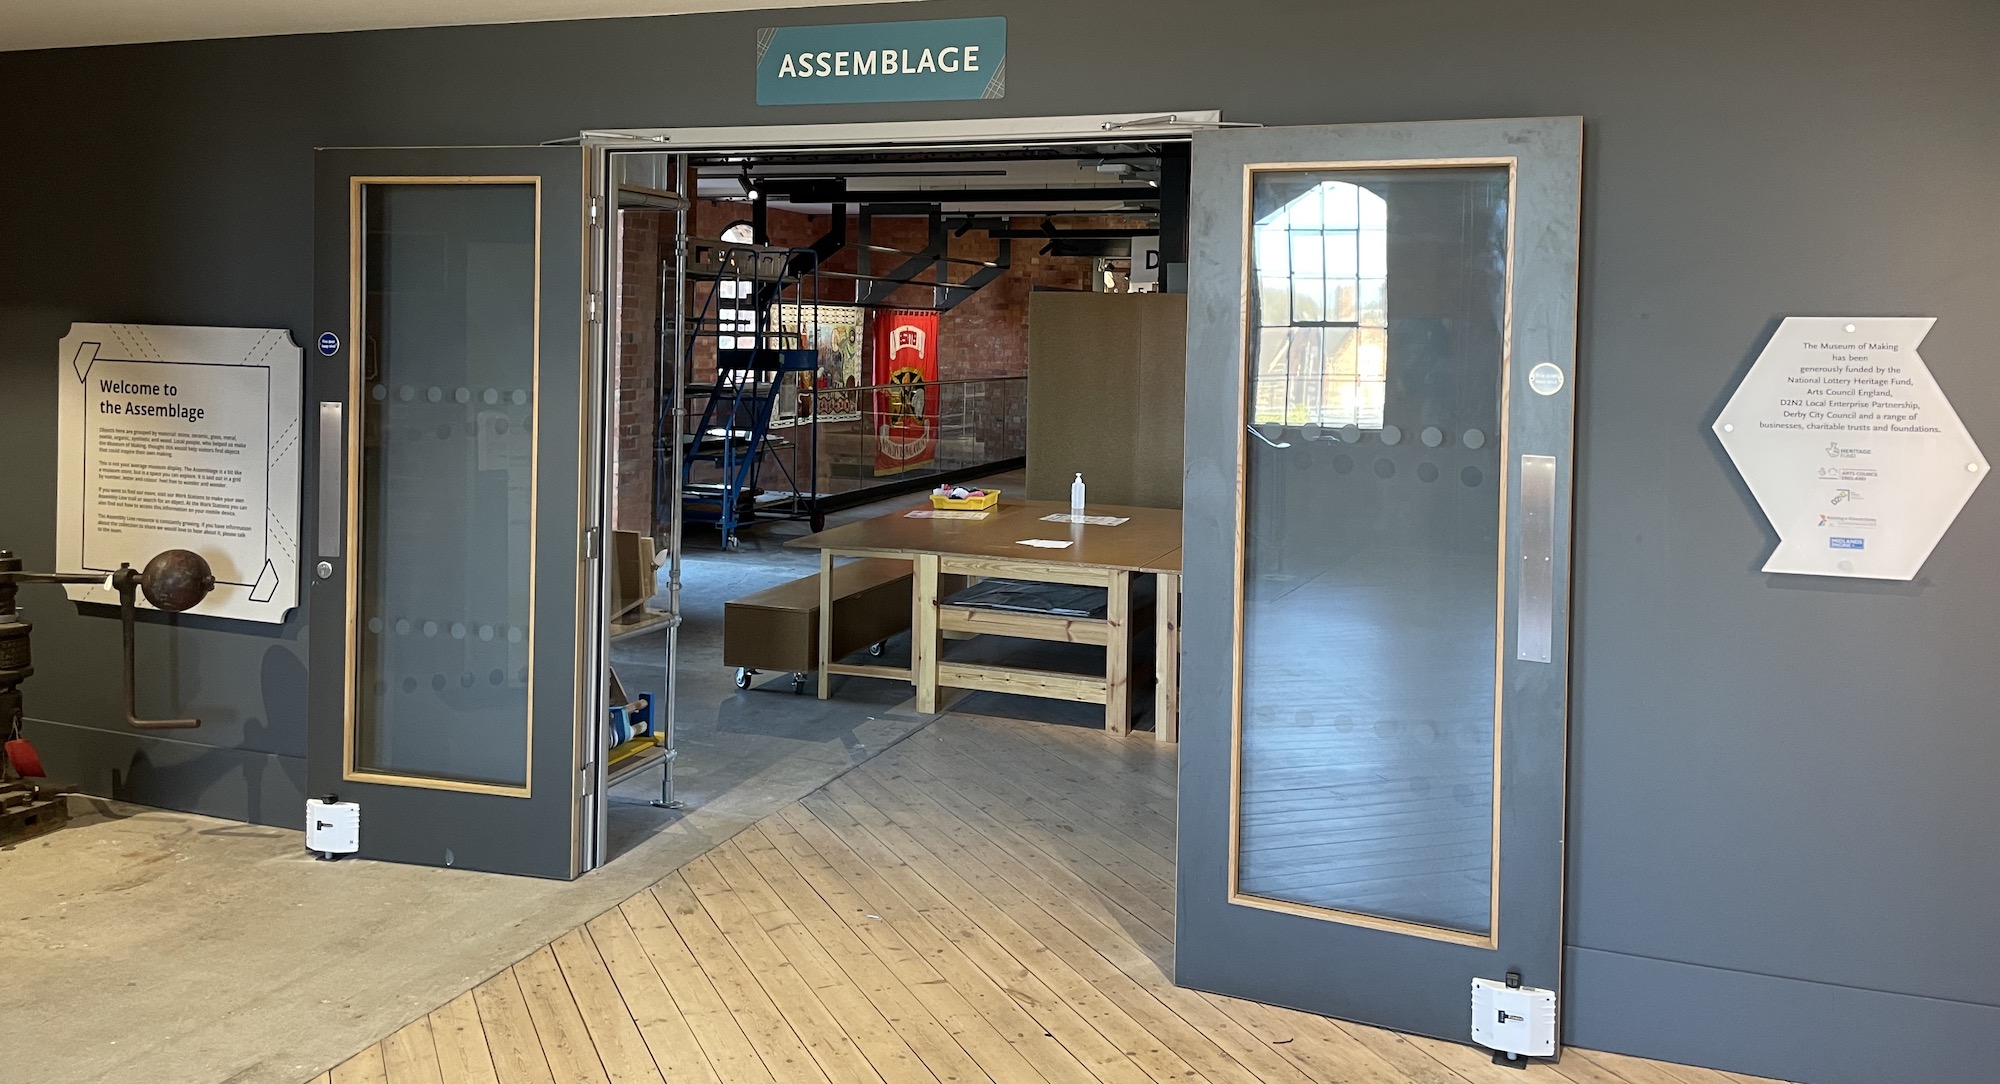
[
  {"xmin": 450, "ymin": 623, "xmax": 466, "ymax": 640},
  {"xmin": 512, "ymin": 390, "xmax": 528, "ymax": 406},
  {"xmin": 454, "ymin": 387, "xmax": 471, "ymax": 404},
  {"xmin": 401, "ymin": 677, "xmax": 418, "ymax": 694},
  {"xmin": 1417, "ymin": 462, "xmax": 1440, "ymax": 483},
  {"xmin": 398, "ymin": 386, "xmax": 415, "ymax": 402},
  {"xmin": 478, "ymin": 625, "xmax": 494, "ymax": 642},
  {"xmin": 1331, "ymin": 454, "xmax": 1354, "ymax": 475},
  {"xmin": 1373, "ymin": 458, "xmax": 1395, "ymax": 479},
  {"xmin": 436, "ymin": 424, "xmax": 452, "ymax": 440},
  {"xmin": 1333, "ymin": 713, "xmax": 1354, "ymax": 732},
  {"xmin": 431, "ymin": 674, "xmax": 447, "ymax": 691},
  {"xmin": 1339, "ymin": 424, "xmax": 1362, "ymax": 444},
  {"xmin": 422, "ymin": 621, "xmax": 438, "ymax": 638},
  {"xmin": 517, "ymin": 666, "xmax": 529, "ymax": 685},
  {"xmin": 1299, "ymin": 423, "xmax": 1323, "ymax": 443},
  {"xmin": 1463, "ymin": 428, "xmax": 1487, "ymax": 450},
  {"xmin": 371, "ymin": 384, "xmax": 387, "ymax": 401},
  {"xmin": 1453, "ymin": 783, "xmax": 1480, "ymax": 807},
  {"xmin": 394, "ymin": 618, "xmax": 411, "ymax": 635},
  {"xmin": 460, "ymin": 672, "xmax": 475, "ymax": 688},
  {"xmin": 489, "ymin": 669, "xmax": 506, "ymax": 686},
  {"xmin": 1461, "ymin": 466, "xmax": 1484, "ymax": 487},
  {"xmin": 507, "ymin": 627, "xmax": 524, "ymax": 644},
  {"xmin": 367, "ymin": 617, "xmax": 384, "ymax": 634},
  {"xmin": 1294, "ymin": 708, "xmax": 1314, "ymax": 727},
  {"xmin": 494, "ymin": 418, "xmax": 509, "ymax": 436},
  {"xmin": 1380, "ymin": 425, "xmax": 1402, "ymax": 446},
  {"xmin": 426, "ymin": 387, "xmax": 442, "ymax": 403},
  {"xmin": 483, "ymin": 388, "xmax": 499, "ymax": 405},
  {"xmin": 1408, "ymin": 777, "xmax": 1432, "ymax": 795},
  {"xmin": 1421, "ymin": 426, "xmax": 1444, "ymax": 448}
]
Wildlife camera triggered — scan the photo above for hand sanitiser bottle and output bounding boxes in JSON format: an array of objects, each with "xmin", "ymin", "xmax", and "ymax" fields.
[{"xmin": 1071, "ymin": 472, "xmax": 1086, "ymax": 515}]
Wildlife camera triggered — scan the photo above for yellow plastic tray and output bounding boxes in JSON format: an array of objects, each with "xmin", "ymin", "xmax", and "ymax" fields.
[{"xmin": 930, "ymin": 488, "xmax": 1000, "ymax": 511}]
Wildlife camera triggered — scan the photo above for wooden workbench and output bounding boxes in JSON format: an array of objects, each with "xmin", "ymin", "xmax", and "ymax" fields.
[{"xmin": 790, "ymin": 500, "xmax": 1183, "ymax": 741}]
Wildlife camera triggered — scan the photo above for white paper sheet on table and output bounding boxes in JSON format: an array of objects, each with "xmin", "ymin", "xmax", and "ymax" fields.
[
  {"xmin": 1040, "ymin": 513, "xmax": 1129, "ymax": 526},
  {"xmin": 1015, "ymin": 538, "xmax": 1074, "ymax": 549}
]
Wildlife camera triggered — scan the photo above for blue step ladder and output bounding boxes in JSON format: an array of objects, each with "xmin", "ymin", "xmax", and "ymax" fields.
[{"xmin": 681, "ymin": 346, "xmax": 817, "ymax": 550}]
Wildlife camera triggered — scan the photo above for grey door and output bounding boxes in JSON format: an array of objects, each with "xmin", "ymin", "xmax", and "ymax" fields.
[
  {"xmin": 308, "ymin": 147, "xmax": 598, "ymax": 879},
  {"xmin": 1177, "ymin": 118, "xmax": 1583, "ymax": 1043}
]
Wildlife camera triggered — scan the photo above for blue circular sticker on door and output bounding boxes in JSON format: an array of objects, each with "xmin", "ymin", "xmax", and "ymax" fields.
[{"xmin": 318, "ymin": 331, "xmax": 340, "ymax": 356}]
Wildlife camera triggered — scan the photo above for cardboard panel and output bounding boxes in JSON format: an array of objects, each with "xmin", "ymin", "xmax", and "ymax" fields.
[{"xmin": 1026, "ymin": 292, "xmax": 1187, "ymax": 508}]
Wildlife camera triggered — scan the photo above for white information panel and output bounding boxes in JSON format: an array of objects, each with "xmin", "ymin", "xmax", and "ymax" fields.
[
  {"xmin": 55, "ymin": 323, "xmax": 304, "ymax": 622},
  {"xmin": 1715, "ymin": 317, "xmax": 1987, "ymax": 580}
]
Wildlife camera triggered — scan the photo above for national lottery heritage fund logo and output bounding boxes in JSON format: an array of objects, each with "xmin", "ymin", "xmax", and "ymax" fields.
[{"xmin": 1824, "ymin": 441, "xmax": 1873, "ymax": 460}]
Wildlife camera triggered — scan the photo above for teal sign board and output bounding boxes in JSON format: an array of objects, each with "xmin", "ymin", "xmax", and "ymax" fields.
[{"xmin": 757, "ymin": 17, "xmax": 1006, "ymax": 105}]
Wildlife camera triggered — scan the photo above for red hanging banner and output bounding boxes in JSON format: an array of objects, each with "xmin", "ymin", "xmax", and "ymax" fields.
[{"xmin": 871, "ymin": 309, "xmax": 941, "ymax": 475}]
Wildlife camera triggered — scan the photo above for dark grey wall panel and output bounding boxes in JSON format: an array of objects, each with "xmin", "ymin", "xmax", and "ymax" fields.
[
  {"xmin": 1566, "ymin": 948, "xmax": 2000, "ymax": 1083},
  {"xmin": 21, "ymin": 717, "xmax": 308, "ymax": 827},
  {"xmin": 1, "ymin": 1, "xmax": 1996, "ymax": 1079}
]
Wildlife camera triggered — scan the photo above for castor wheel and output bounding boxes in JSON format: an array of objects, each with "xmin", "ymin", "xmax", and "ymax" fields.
[
  {"xmin": 869, "ymin": 640, "xmax": 886, "ymax": 657},
  {"xmin": 791, "ymin": 672, "xmax": 809, "ymax": 694},
  {"xmin": 810, "ymin": 513, "xmax": 826, "ymax": 532},
  {"xmin": 724, "ymin": 535, "xmax": 741, "ymax": 552},
  {"xmin": 734, "ymin": 667, "xmax": 755, "ymax": 689}
]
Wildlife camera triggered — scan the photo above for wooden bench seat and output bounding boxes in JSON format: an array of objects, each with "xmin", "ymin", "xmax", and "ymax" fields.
[{"xmin": 724, "ymin": 558, "xmax": 915, "ymax": 679}]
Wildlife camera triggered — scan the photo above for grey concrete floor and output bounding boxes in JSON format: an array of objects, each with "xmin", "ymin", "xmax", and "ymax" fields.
[{"xmin": 1, "ymin": 475, "xmax": 1022, "ymax": 1084}]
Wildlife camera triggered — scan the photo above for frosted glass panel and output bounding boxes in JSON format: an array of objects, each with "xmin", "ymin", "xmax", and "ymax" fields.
[
  {"xmin": 1238, "ymin": 167, "xmax": 1509, "ymax": 933},
  {"xmin": 354, "ymin": 183, "xmax": 537, "ymax": 787}
]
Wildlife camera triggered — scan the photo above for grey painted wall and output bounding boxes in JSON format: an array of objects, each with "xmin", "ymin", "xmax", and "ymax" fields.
[{"xmin": 0, "ymin": 1, "xmax": 1994, "ymax": 1081}]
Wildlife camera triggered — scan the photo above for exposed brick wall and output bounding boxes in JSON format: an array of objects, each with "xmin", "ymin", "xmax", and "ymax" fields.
[
  {"xmin": 688, "ymin": 197, "xmax": 1139, "ymax": 381},
  {"xmin": 612, "ymin": 209, "xmax": 666, "ymax": 535},
  {"xmin": 630, "ymin": 199, "xmax": 1147, "ymax": 527}
]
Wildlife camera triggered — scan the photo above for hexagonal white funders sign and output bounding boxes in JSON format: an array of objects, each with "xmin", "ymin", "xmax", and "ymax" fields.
[{"xmin": 1715, "ymin": 317, "xmax": 1987, "ymax": 580}]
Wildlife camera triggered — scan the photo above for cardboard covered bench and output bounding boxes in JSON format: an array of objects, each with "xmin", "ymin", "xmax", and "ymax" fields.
[{"xmin": 723, "ymin": 558, "xmax": 915, "ymax": 693}]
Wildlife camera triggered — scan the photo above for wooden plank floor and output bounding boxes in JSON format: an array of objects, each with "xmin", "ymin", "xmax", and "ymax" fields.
[{"xmin": 313, "ymin": 715, "xmax": 1790, "ymax": 1084}]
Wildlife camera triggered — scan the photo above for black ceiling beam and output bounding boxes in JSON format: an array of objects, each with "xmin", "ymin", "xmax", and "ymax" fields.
[
  {"xmin": 755, "ymin": 203, "xmax": 848, "ymax": 311},
  {"xmin": 934, "ymin": 238, "xmax": 1011, "ymax": 314},
  {"xmin": 1158, "ymin": 144, "xmax": 1191, "ymax": 265},
  {"xmin": 847, "ymin": 186, "xmax": 1161, "ymax": 204},
  {"xmin": 981, "ymin": 227, "xmax": 1159, "ymax": 239},
  {"xmin": 752, "ymin": 177, "xmax": 1160, "ymax": 205},
  {"xmin": 858, "ymin": 207, "xmax": 946, "ymax": 307}
]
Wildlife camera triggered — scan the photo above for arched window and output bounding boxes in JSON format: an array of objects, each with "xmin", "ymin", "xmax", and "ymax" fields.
[
  {"xmin": 1250, "ymin": 180, "xmax": 1387, "ymax": 429},
  {"xmin": 717, "ymin": 221, "xmax": 758, "ymax": 350}
]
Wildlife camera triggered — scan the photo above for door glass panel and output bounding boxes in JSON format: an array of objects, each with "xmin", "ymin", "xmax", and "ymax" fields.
[
  {"xmin": 1237, "ymin": 167, "xmax": 1509, "ymax": 934},
  {"xmin": 354, "ymin": 182, "xmax": 537, "ymax": 788}
]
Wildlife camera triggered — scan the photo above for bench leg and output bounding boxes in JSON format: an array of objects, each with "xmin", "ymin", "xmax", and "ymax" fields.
[
  {"xmin": 914, "ymin": 553, "xmax": 940, "ymax": 714},
  {"xmin": 1105, "ymin": 569, "xmax": 1131, "ymax": 736},
  {"xmin": 1155, "ymin": 572, "xmax": 1180, "ymax": 743},
  {"xmin": 817, "ymin": 549, "xmax": 834, "ymax": 700}
]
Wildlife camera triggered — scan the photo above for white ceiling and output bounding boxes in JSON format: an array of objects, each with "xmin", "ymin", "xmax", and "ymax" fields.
[{"xmin": 0, "ymin": 0, "xmax": 928, "ymax": 53}]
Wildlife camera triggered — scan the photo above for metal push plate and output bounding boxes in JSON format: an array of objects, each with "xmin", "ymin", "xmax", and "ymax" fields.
[{"xmin": 1517, "ymin": 455, "xmax": 1556, "ymax": 663}]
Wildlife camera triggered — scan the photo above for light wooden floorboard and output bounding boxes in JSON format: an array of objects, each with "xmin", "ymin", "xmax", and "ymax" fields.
[
  {"xmin": 429, "ymin": 992, "xmax": 501, "ymax": 1084},
  {"xmin": 317, "ymin": 715, "xmax": 1776, "ymax": 1084},
  {"xmin": 380, "ymin": 1015, "xmax": 445, "ymax": 1084}
]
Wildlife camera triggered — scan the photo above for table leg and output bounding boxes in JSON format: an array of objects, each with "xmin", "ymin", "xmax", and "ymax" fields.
[
  {"xmin": 1154, "ymin": 572, "xmax": 1180, "ymax": 743},
  {"xmin": 914, "ymin": 553, "xmax": 940, "ymax": 713},
  {"xmin": 817, "ymin": 549, "xmax": 834, "ymax": 700},
  {"xmin": 1105, "ymin": 569, "xmax": 1131, "ymax": 735}
]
